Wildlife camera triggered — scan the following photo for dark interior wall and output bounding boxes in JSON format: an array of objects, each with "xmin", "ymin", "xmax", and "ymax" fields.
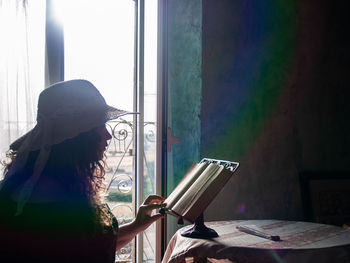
[{"xmin": 202, "ymin": 0, "xmax": 350, "ymax": 221}]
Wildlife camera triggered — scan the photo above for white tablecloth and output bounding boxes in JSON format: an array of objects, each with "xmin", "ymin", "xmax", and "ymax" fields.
[{"xmin": 162, "ymin": 220, "xmax": 350, "ymax": 263}]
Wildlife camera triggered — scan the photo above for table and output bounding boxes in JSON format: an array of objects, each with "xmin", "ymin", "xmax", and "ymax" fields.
[{"xmin": 162, "ymin": 220, "xmax": 350, "ymax": 263}]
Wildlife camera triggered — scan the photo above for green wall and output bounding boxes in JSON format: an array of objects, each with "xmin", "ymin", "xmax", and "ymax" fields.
[
  {"xmin": 166, "ymin": 0, "xmax": 202, "ymax": 239},
  {"xmin": 167, "ymin": 0, "xmax": 202, "ymax": 190}
]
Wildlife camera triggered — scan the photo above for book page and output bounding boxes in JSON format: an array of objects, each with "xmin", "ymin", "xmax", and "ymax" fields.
[
  {"xmin": 165, "ymin": 162, "xmax": 209, "ymax": 210},
  {"xmin": 183, "ymin": 167, "xmax": 233, "ymax": 222},
  {"xmin": 171, "ymin": 163, "xmax": 223, "ymax": 216}
]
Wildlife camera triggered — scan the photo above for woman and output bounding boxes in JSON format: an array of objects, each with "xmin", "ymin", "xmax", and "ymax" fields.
[{"xmin": 0, "ymin": 79, "xmax": 165, "ymax": 262}]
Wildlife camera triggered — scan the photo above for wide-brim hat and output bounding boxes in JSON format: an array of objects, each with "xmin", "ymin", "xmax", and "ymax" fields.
[
  {"xmin": 10, "ymin": 79, "xmax": 134, "ymax": 151},
  {"xmin": 5, "ymin": 79, "xmax": 137, "ymax": 215}
]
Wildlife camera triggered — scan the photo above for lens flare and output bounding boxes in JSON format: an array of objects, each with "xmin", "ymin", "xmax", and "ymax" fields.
[{"xmin": 236, "ymin": 204, "xmax": 246, "ymax": 214}]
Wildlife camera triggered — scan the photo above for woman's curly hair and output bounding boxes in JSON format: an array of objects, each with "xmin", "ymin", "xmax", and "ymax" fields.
[{"xmin": 2, "ymin": 126, "xmax": 107, "ymax": 205}]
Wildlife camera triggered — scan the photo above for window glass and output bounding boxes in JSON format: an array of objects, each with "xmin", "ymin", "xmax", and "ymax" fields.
[{"xmin": 0, "ymin": 0, "xmax": 45, "ymax": 167}]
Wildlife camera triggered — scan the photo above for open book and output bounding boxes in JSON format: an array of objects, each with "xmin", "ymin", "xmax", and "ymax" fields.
[{"xmin": 162, "ymin": 159, "xmax": 239, "ymax": 223}]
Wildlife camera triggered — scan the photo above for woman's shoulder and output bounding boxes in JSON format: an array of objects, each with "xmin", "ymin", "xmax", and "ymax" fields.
[{"xmin": 0, "ymin": 175, "xmax": 91, "ymax": 222}]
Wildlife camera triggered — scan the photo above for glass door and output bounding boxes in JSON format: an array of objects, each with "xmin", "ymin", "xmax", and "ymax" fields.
[{"xmin": 53, "ymin": 0, "xmax": 159, "ymax": 261}]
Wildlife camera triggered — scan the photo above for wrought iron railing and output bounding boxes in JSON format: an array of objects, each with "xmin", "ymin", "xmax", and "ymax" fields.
[{"xmin": 105, "ymin": 119, "xmax": 156, "ymax": 262}]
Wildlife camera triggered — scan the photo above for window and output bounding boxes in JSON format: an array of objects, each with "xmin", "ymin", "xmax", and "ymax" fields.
[{"xmin": 53, "ymin": 0, "xmax": 159, "ymax": 262}]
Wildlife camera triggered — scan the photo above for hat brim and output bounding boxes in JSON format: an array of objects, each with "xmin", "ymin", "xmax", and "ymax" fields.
[
  {"xmin": 105, "ymin": 105, "xmax": 138, "ymax": 121},
  {"xmin": 9, "ymin": 106, "xmax": 138, "ymax": 152}
]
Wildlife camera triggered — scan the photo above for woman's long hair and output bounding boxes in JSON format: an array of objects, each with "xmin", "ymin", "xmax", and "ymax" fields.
[{"xmin": 2, "ymin": 126, "xmax": 107, "ymax": 205}]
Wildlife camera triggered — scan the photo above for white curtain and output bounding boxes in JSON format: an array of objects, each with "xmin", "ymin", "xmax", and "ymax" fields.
[{"xmin": 0, "ymin": 0, "xmax": 46, "ymax": 166}]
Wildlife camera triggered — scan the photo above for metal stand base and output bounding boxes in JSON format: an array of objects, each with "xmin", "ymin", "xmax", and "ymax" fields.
[{"xmin": 181, "ymin": 213, "xmax": 218, "ymax": 239}]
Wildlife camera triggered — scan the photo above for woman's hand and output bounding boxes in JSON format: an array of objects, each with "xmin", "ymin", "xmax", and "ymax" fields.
[
  {"xmin": 116, "ymin": 194, "xmax": 166, "ymax": 250},
  {"xmin": 134, "ymin": 195, "xmax": 166, "ymax": 232}
]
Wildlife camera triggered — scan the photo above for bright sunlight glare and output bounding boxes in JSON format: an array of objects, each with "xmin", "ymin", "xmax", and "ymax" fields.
[
  {"xmin": 52, "ymin": 0, "xmax": 135, "ymax": 112},
  {"xmin": 51, "ymin": 0, "xmax": 158, "ymax": 122}
]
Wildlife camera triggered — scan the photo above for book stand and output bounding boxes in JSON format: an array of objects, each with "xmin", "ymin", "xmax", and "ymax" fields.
[
  {"xmin": 181, "ymin": 213, "xmax": 219, "ymax": 238},
  {"xmin": 162, "ymin": 158, "xmax": 239, "ymax": 239},
  {"xmin": 180, "ymin": 159, "xmax": 239, "ymax": 239}
]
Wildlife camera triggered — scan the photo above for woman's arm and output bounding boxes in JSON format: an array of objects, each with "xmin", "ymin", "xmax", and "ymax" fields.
[{"xmin": 116, "ymin": 195, "xmax": 165, "ymax": 251}]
